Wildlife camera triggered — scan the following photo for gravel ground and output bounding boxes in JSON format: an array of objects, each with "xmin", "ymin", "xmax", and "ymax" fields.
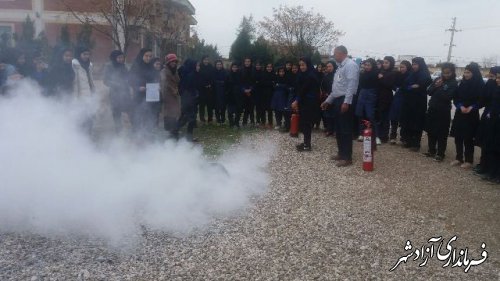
[{"xmin": 1, "ymin": 129, "xmax": 499, "ymax": 280}]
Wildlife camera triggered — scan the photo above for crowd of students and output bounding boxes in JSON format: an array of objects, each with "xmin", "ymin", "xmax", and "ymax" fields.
[{"xmin": 0, "ymin": 45, "xmax": 499, "ymax": 183}]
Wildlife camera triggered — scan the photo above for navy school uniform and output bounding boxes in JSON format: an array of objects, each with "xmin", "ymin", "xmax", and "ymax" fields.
[
  {"xmin": 241, "ymin": 66, "xmax": 255, "ymax": 125},
  {"xmin": 400, "ymin": 60, "xmax": 432, "ymax": 148},
  {"xmin": 356, "ymin": 69, "xmax": 380, "ymax": 137},
  {"xmin": 389, "ymin": 70, "xmax": 410, "ymax": 141},
  {"xmin": 425, "ymin": 77, "xmax": 458, "ymax": 157},
  {"xmin": 284, "ymin": 72, "xmax": 298, "ymax": 131},
  {"xmin": 271, "ymin": 76, "xmax": 289, "ymax": 127},
  {"xmin": 129, "ymin": 50, "xmax": 158, "ymax": 134},
  {"xmin": 321, "ymin": 71, "xmax": 335, "ymax": 133},
  {"xmin": 103, "ymin": 55, "xmax": 132, "ymax": 133},
  {"xmin": 476, "ymin": 69, "xmax": 500, "ymax": 172},
  {"xmin": 175, "ymin": 59, "xmax": 201, "ymax": 139},
  {"xmin": 487, "ymin": 86, "xmax": 500, "ymax": 180},
  {"xmin": 450, "ymin": 70, "xmax": 484, "ymax": 164},
  {"xmin": 259, "ymin": 70, "xmax": 275, "ymax": 125},
  {"xmin": 198, "ymin": 62, "xmax": 215, "ymax": 122},
  {"xmin": 377, "ymin": 69, "xmax": 397, "ymax": 142},
  {"xmin": 225, "ymin": 70, "xmax": 243, "ymax": 128},
  {"xmin": 296, "ymin": 59, "xmax": 320, "ymax": 148},
  {"xmin": 214, "ymin": 68, "xmax": 228, "ymax": 124}
]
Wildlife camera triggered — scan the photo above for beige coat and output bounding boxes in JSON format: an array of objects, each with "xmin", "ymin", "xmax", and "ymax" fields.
[{"xmin": 160, "ymin": 67, "xmax": 181, "ymax": 119}]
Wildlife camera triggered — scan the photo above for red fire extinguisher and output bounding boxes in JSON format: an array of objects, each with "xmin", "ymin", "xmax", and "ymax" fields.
[
  {"xmin": 290, "ymin": 111, "xmax": 300, "ymax": 138},
  {"xmin": 362, "ymin": 120, "xmax": 374, "ymax": 171}
]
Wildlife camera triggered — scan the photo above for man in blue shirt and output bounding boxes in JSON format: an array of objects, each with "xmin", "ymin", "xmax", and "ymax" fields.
[{"xmin": 321, "ymin": 46, "xmax": 360, "ymax": 167}]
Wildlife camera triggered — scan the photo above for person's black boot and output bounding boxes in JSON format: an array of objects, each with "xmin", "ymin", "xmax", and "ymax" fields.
[{"xmin": 296, "ymin": 143, "xmax": 312, "ymax": 152}]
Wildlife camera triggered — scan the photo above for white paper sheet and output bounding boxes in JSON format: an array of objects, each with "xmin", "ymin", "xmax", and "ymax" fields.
[{"xmin": 146, "ymin": 83, "xmax": 160, "ymax": 102}]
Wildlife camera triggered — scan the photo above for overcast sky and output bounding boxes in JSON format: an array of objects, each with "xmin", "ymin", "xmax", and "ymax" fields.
[{"xmin": 189, "ymin": 0, "xmax": 500, "ymax": 66}]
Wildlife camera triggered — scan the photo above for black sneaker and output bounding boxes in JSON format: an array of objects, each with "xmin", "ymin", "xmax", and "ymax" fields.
[
  {"xmin": 410, "ymin": 147, "xmax": 420, "ymax": 152},
  {"xmin": 481, "ymin": 174, "xmax": 495, "ymax": 182},
  {"xmin": 434, "ymin": 155, "xmax": 444, "ymax": 162},
  {"xmin": 296, "ymin": 143, "xmax": 312, "ymax": 152},
  {"xmin": 473, "ymin": 164, "xmax": 482, "ymax": 172},
  {"xmin": 423, "ymin": 152, "xmax": 435, "ymax": 158}
]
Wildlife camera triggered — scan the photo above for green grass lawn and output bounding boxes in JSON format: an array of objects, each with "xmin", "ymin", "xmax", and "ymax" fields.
[{"xmin": 192, "ymin": 123, "xmax": 261, "ymax": 157}]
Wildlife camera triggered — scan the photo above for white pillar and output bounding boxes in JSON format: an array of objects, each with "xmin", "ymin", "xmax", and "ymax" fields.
[
  {"xmin": 113, "ymin": 0, "xmax": 126, "ymax": 51},
  {"xmin": 32, "ymin": 0, "xmax": 44, "ymax": 36}
]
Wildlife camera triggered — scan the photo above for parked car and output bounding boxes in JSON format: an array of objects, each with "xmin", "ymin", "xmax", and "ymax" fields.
[{"xmin": 431, "ymin": 71, "xmax": 441, "ymax": 81}]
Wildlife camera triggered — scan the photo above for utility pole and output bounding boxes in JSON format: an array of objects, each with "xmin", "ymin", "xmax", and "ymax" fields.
[{"xmin": 445, "ymin": 17, "xmax": 461, "ymax": 62}]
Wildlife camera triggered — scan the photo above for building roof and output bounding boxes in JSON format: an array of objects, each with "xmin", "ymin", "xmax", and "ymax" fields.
[{"xmin": 170, "ymin": 0, "xmax": 195, "ymax": 15}]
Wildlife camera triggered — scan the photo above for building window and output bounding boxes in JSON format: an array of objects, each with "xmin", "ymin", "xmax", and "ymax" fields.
[{"xmin": 0, "ymin": 25, "xmax": 13, "ymax": 42}]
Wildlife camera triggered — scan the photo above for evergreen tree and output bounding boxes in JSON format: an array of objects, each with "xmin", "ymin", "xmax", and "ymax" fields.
[
  {"xmin": 59, "ymin": 25, "xmax": 72, "ymax": 48},
  {"xmin": 251, "ymin": 36, "xmax": 275, "ymax": 64},
  {"xmin": 312, "ymin": 50, "xmax": 322, "ymax": 65},
  {"xmin": 76, "ymin": 21, "xmax": 95, "ymax": 50},
  {"xmin": 229, "ymin": 16, "xmax": 255, "ymax": 64},
  {"xmin": 186, "ymin": 32, "xmax": 221, "ymax": 61},
  {"xmin": 34, "ymin": 31, "xmax": 51, "ymax": 60},
  {"xmin": 20, "ymin": 15, "xmax": 35, "ymax": 44}
]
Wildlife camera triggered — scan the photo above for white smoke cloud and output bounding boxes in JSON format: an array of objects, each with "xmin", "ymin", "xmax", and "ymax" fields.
[{"xmin": 0, "ymin": 81, "xmax": 272, "ymax": 245}]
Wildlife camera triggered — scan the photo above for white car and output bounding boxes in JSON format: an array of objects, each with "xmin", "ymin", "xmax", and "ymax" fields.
[{"xmin": 431, "ymin": 71, "xmax": 441, "ymax": 81}]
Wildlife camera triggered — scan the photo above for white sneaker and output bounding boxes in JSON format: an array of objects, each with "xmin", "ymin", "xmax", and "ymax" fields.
[
  {"xmin": 450, "ymin": 160, "xmax": 462, "ymax": 167},
  {"xmin": 460, "ymin": 162, "xmax": 473, "ymax": 169},
  {"xmin": 274, "ymin": 126, "xmax": 281, "ymax": 130},
  {"xmin": 357, "ymin": 136, "xmax": 364, "ymax": 142},
  {"xmin": 376, "ymin": 138, "xmax": 382, "ymax": 145}
]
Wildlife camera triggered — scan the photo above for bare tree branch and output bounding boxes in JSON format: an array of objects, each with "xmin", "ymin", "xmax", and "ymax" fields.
[
  {"xmin": 259, "ymin": 5, "xmax": 344, "ymax": 58},
  {"xmin": 60, "ymin": 0, "xmax": 157, "ymax": 55}
]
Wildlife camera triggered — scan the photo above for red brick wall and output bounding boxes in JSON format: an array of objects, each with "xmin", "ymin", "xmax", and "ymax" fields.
[
  {"xmin": 0, "ymin": 0, "xmax": 32, "ymax": 10},
  {"xmin": 44, "ymin": 22, "xmax": 116, "ymax": 64},
  {"xmin": 44, "ymin": 0, "xmax": 107, "ymax": 13}
]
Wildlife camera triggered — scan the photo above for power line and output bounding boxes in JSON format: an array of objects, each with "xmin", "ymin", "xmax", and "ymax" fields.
[{"xmin": 462, "ymin": 25, "xmax": 500, "ymax": 31}]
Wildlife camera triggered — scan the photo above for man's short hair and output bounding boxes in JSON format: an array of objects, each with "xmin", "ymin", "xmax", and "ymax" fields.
[{"xmin": 335, "ymin": 45, "xmax": 348, "ymax": 55}]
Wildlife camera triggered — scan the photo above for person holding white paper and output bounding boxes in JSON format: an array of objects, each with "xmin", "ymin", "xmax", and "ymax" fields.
[{"xmin": 129, "ymin": 48, "xmax": 160, "ymax": 135}]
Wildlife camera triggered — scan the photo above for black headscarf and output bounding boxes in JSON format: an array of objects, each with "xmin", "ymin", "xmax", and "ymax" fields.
[
  {"xmin": 241, "ymin": 58, "xmax": 254, "ymax": 87},
  {"xmin": 130, "ymin": 48, "xmax": 155, "ymax": 88},
  {"xmin": 229, "ymin": 62, "xmax": 240, "ymax": 82},
  {"xmin": 262, "ymin": 64, "xmax": 275, "ymax": 88},
  {"xmin": 489, "ymin": 66, "xmax": 500, "ymax": 77},
  {"xmin": 48, "ymin": 48, "xmax": 75, "ymax": 94},
  {"xmin": 75, "ymin": 45, "xmax": 91, "ymax": 72},
  {"xmin": 464, "ymin": 62, "xmax": 484, "ymax": 88},
  {"xmin": 109, "ymin": 50, "xmax": 124, "ymax": 68},
  {"xmin": 396, "ymin": 60, "xmax": 412, "ymax": 88},
  {"xmin": 180, "ymin": 59, "xmax": 199, "ymax": 92},
  {"xmin": 410, "ymin": 57, "xmax": 431, "ymax": 80},
  {"xmin": 151, "ymin": 57, "xmax": 162, "ymax": 68},
  {"xmin": 484, "ymin": 66, "xmax": 500, "ymax": 96},
  {"xmin": 360, "ymin": 58, "xmax": 379, "ymax": 89},
  {"xmin": 296, "ymin": 57, "xmax": 319, "ymax": 100},
  {"xmin": 321, "ymin": 61, "xmax": 337, "ymax": 94},
  {"xmin": 405, "ymin": 57, "xmax": 431, "ymax": 91},
  {"xmin": 199, "ymin": 56, "xmax": 214, "ymax": 87},
  {"xmin": 383, "ymin": 56, "xmax": 396, "ymax": 71},
  {"xmin": 15, "ymin": 52, "xmax": 32, "ymax": 77},
  {"xmin": 440, "ymin": 62, "xmax": 457, "ymax": 80},
  {"xmin": 456, "ymin": 63, "xmax": 485, "ymax": 107},
  {"xmin": 132, "ymin": 48, "xmax": 153, "ymax": 70},
  {"xmin": 214, "ymin": 60, "xmax": 227, "ymax": 82},
  {"xmin": 298, "ymin": 57, "xmax": 316, "ymax": 79},
  {"xmin": 275, "ymin": 65, "xmax": 287, "ymax": 84}
]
